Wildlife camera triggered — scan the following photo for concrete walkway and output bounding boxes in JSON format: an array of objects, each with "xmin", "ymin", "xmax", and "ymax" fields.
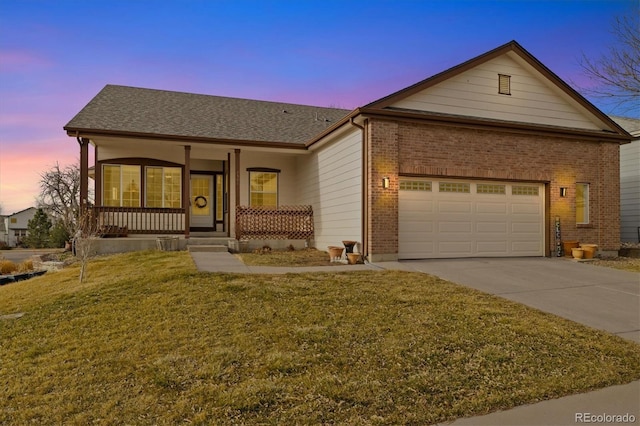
[{"xmin": 190, "ymin": 252, "xmax": 640, "ymax": 425}]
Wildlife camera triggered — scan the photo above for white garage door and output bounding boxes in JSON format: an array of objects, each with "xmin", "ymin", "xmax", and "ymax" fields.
[{"xmin": 399, "ymin": 179, "xmax": 544, "ymax": 259}]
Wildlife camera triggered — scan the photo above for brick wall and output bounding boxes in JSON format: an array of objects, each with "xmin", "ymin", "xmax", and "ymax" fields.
[
  {"xmin": 366, "ymin": 118, "xmax": 621, "ymax": 258},
  {"xmin": 366, "ymin": 120, "xmax": 399, "ymax": 261}
]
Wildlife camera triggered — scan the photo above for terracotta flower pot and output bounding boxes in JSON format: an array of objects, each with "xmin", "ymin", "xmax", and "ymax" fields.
[
  {"xmin": 328, "ymin": 246, "xmax": 344, "ymax": 262},
  {"xmin": 580, "ymin": 244, "xmax": 598, "ymax": 259},
  {"xmin": 572, "ymin": 248, "xmax": 584, "ymax": 259},
  {"xmin": 347, "ymin": 253, "xmax": 361, "ymax": 265},
  {"xmin": 563, "ymin": 241, "xmax": 579, "ymax": 257}
]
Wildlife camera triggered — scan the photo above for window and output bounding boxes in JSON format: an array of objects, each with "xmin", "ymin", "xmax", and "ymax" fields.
[
  {"xmin": 399, "ymin": 181, "xmax": 432, "ymax": 191},
  {"xmin": 146, "ymin": 167, "xmax": 181, "ymax": 208},
  {"xmin": 249, "ymin": 170, "xmax": 278, "ymax": 207},
  {"xmin": 576, "ymin": 183, "xmax": 589, "ymax": 224},
  {"xmin": 477, "ymin": 184, "xmax": 505, "ymax": 194},
  {"xmin": 512, "ymin": 186, "xmax": 539, "ymax": 196},
  {"xmin": 499, "ymin": 74, "xmax": 511, "ymax": 95},
  {"xmin": 439, "ymin": 182, "xmax": 470, "ymax": 193},
  {"xmin": 103, "ymin": 165, "xmax": 141, "ymax": 207}
]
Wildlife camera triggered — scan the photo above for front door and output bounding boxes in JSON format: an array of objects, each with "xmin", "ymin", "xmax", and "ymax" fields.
[{"xmin": 190, "ymin": 175, "xmax": 214, "ymax": 229}]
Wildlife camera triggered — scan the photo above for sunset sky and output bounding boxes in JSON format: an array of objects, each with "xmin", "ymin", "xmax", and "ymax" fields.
[{"xmin": 0, "ymin": 0, "xmax": 637, "ymax": 215}]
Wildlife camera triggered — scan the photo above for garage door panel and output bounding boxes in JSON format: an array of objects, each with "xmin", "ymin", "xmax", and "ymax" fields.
[
  {"xmin": 512, "ymin": 221, "xmax": 542, "ymax": 232},
  {"xmin": 439, "ymin": 221, "xmax": 472, "ymax": 233},
  {"xmin": 476, "ymin": 202, "xmax": 508, "ymax": 214},
  {"xmin": 477, "ymin": 241, "xmax": 508, "ymax": 254},
  {"xmin": 399, "ymin": 179, "xmax": 544, "ymax": 259},
  {"xmin": 511, "ymin": 203, "xmax": 541, "ymax": 214},
  {"xmin": 477, "ymin": 222, "xmax": 508, "ymax": 233},
  {"xmin": 512, "ymin": 241, "xmax": 543, "ymax": 254},
  {"xmin": 438, "ymin": 201, "xmax": 472, "ymax": 213},
  {"xmin": 439, "ymin": 241, "xmax": 473, "ymax": 255}
]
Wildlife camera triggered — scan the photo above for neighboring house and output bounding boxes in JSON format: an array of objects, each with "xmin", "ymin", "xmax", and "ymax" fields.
[
  {"xmin": 5, "ymin": 207, "xmax": 36, "ymax": 248},
  {"xmin": 613, "ymin": 116, "xmax": 640, "ymax": 243},
  {"xmin": 65, "ymin": 41, "xmax": 631, "ymax": 260},
  {"xmin": 0, "ymin": 214, "xmax": 8, "ymax": 247}
]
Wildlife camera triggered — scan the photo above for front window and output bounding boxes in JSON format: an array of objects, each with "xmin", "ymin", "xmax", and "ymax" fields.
[
  {"xmin": 249, "ymin": 170, "xmax": 278, "ymax": 207},
  {"xmin": 146, "ymin": 167, "xmax": 181, "ymax": 208},
  {"xmin": 576, "ymin": 183, "xmax": 589, "ymax": 224},
  {"xmin": 103, "ymin": 165, "xmax": 141, "ymax": 207}
]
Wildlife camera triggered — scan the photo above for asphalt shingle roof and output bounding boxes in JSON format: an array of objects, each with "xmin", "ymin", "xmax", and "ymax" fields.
[{"xmin": 64, "ymin": 85, "xmax": 351, "ymax": 145}]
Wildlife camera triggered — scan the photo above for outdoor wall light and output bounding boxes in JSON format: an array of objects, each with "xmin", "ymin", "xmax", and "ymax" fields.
[
  {"xmin": 560, "ymin": 187, "xmax": 568, "ymax": 197},
  {"xmin": 382, "ymin": 177, "xmax": 390, "ymax": 189}
]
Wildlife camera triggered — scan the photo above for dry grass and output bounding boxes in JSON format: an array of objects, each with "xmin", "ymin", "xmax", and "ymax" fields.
[
  {"xmin": 0, "ymin": 259, "xmax": 34, "ymax": 274},
  {"xmin": 589, "ymin": 256, "xmax": 640, "ymax": 273},
  {"xmin": 1, "ymin": 250, "xmax": 639, "ymax": 425},
  {"xmin": 238, "ymin": 247, "xmax": 334, "ymax": 266}
]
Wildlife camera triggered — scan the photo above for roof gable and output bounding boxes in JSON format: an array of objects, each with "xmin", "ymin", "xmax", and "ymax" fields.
[
  {"xmin": 366, "ymin": 41, "xmax": 628, "ymax": 136},
  {"xmin": 65, "ymin": 85, "xmax": 350, "ymax": 146}
]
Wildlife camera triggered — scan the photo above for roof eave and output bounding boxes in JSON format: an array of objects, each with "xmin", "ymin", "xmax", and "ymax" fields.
[
  {"xmin": 355, "ymin": 108, "xmax": 632, "ymax": 143},
  {"xmin": 64, "ymin": 127, "xmax": 309, "ymax": 150}
]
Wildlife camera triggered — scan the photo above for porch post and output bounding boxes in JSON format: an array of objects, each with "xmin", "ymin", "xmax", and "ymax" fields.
[
  {"xmin": 184, "ymin": 145, "xmax": 191, "ymax": 239},
  {"xmin": 78, "ymin": 137, "xmax": 89, "ymax": 212},
  {"xmin": 234, "ymin": 149, "xmax": 241, "ymax": 239}
]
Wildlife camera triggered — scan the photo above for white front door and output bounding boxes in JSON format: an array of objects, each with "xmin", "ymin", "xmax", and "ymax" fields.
[{"xmin": 191, "ymin": 175, "xmax": 214, "ymax": 229}]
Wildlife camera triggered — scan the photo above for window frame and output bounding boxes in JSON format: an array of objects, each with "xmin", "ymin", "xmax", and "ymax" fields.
[
  {"xmin": 576, "ymin": 183, "xmax": 590, "ymax": 225},
  {"xmin": 247, "ymin": 168, "xmax": 280, "ymax": 207},
  {"xmin": 145, "ymin": 166, "xmax": 182, "ymax": 208},
  {"xmin": 102, "ymin": 164, "xmax": 142, "ymax": 207},
  {"xmin": 499, "ymin": 74, "xmax": 511, "ymax": 95}
]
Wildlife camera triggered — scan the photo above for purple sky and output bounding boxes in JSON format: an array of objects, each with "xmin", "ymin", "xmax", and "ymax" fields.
[{"xmin": 0, "ymin": 0, "xmax": 636, "ymax": 215}]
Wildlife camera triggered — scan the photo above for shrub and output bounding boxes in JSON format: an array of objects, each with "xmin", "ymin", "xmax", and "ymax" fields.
[
  {"xmin": 0, "ymin": 260, "xmax": 18, "ymax": 274},
  {"xmin": 18, "ymin": 260, "xmax": 34, "ymax": 273}
]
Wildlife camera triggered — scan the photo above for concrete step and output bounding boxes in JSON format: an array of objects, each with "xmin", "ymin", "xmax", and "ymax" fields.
[
  {"xmin": 188, "ymin": 245, "xmax": 229, "ymax": 253},
  {"xmin": 187, "ymin": 237, "xmax": 234, "ymax": 246}
]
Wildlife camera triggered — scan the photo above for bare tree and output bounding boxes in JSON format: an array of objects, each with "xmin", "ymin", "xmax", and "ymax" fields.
[
  {"xmin": 37, "ymin": 162, "xmax": 82, "ymax": 240},
  {"xmin": 578, "ymin": 15, "xmax": 640, "ymax": 114},
  {"xmin": 75, "ymin": 208, "xmax": 100, "ymax": 283}
]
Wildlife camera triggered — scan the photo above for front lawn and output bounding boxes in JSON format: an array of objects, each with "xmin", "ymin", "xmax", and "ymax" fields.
[
  {"xmin": 1, "ymin": 251, "xmax": 639, "ymax": 424},
  {"xmin": 237, "ymin": 247, "xmax": 333, "ymax": 266}
]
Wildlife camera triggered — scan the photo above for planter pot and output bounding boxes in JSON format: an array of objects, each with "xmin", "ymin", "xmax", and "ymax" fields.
[
  {"xmin": 347, "ymin": 253, "xmax": 361, "ymax": 265},
  {"xmin": 328, "ymin": 246, "xmax": 344, "ymax": 262},
  {"xmin": 571, "ymin": 248, "xmax": 584, "ymax": 259},
  {"xmin": 563, "ymin": 241, "xmax": 579, "ymax": 257},
  {"xmin": 580, "ymin": 244, "xmax": 598, "ymax": 259},
  {"xmin": 342, "ymin": 240, "xmax": 357, "ymax": 254}
]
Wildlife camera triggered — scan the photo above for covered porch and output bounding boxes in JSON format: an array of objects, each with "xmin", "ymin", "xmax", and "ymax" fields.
[{"xmin": 77, "ymin": 137, "xmax": 314, "ymax": 246}]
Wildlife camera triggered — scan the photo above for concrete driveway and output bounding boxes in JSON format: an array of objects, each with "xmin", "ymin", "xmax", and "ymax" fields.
[{"xmin": 400, "ymin": 257, "xmax": 640, "ymax": 342}]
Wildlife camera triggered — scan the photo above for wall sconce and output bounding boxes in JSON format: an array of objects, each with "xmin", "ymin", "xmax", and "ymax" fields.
[
  {"xmin": 560, "ymin": 187, "xmax": 568, "ymax": 198},
  {"xmin": 382, "ymin": 177, "xmax": 390, "ymax": 189}
]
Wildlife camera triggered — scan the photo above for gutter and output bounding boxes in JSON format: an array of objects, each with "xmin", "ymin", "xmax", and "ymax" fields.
[{"xmin": 349, "ymin": 117, "xmax": 368, "ymax": 261}]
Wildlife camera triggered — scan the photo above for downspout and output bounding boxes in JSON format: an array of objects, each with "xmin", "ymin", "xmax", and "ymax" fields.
[{"xmin": 350, "ymin": 117, "xmax": 367, "ymax": 261}]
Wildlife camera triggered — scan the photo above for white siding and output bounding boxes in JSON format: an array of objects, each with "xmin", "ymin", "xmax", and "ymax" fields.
[
  {"xmin": 392, "ymin": 54, "xmax": 602, "ymax": 131},
  {"xmin": 621, "ymin": 140, "xmax": 640, "ymax": 243},
  {"xmin": 297, "ymin": 129, "xmax": 362, "ymax": 252}
]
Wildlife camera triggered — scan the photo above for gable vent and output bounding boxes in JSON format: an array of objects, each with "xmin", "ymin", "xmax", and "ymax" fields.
[{"xmin": 499, "ymin": 74, "xmax": 511, "ymax": 95}]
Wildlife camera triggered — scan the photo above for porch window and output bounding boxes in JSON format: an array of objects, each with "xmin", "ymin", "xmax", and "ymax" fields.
[
  {"xmin": 103, "ymin": 165, "xmax": 141, "ymax": 207},
  {"xmin": 249, "ymin": 169, "xmax": 279, "ymax": 207},
  {"xmin": 576, "ymin": 183, "xmax": 589, "ymax": 224},
  {"xmin": 146, "ymin": 167, "xmax": 182, "ymax": 208}
]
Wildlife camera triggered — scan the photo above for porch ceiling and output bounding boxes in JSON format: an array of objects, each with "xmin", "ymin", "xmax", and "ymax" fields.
[{"xmin": 92, "ymin": 135, "xmax": 310, "ymax": 162}]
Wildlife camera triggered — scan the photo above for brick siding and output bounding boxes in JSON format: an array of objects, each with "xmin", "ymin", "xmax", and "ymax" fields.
[{"xmin": 366, "ymin": 118, "xmax": 621, "ymax": 259}]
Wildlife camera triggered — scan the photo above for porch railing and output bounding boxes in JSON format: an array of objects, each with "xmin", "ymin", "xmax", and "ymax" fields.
[
  {"xmin": 90, "ymin": 207, "xmax": 185, "ymax": 235},
  {"xmin": 236, "ymin": 205, "xmax": 314, "ymax": 240}
]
